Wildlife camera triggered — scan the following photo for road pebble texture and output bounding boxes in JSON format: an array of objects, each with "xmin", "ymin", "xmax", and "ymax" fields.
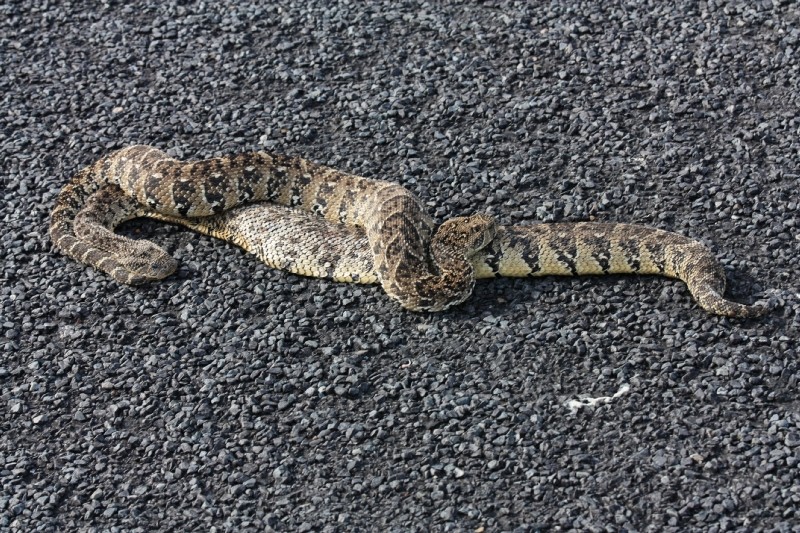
[{"xmin": 2, "ymin": 1, "xmax": 799, "ymax": 531}]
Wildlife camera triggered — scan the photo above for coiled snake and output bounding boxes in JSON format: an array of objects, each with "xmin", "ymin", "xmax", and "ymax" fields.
[{"xmin": 49, "ymin": 146, "xmax": 769, "ymax": 317}]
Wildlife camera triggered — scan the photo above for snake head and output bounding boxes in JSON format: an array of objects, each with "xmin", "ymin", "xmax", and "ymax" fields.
[
  {"xmin": 116, "ymin": 240, "xmax": 178, "ymax": 282},
  {"xmin": 434, "ymin": 214, "xmax": 497, "ymax": 255}
]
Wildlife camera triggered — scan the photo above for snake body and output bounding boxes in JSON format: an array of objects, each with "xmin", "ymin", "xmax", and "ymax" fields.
[{"xmin": 50, "ymin": 146, "xmax": 768, "ymax": 317}]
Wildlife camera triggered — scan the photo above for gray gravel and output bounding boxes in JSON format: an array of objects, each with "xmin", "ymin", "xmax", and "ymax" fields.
[{"xmin": 2, "ymin": 1, "xmax": 799, "ymax": 531}]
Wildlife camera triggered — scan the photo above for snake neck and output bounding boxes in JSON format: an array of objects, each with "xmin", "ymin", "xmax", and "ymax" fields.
[
  {"xmin": 426, "ymin": 238, "xmax": 477, "ymax": 310},
  {"xmin": 377, "ymin": 234, "xmax": 476, "ymax": 312}
]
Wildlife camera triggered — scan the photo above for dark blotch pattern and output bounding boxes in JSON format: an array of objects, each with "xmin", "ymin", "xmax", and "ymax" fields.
[
  {"xmin": 171, "ymin": 179, "xmax": 196, "ymax": 217},
  {"xmin": 552, "ymin": 235, "xmax": 579, "ymax": 276},
  {"xmin": 585, "ymin": 235, "xmax": 612, "ymax": 273}
]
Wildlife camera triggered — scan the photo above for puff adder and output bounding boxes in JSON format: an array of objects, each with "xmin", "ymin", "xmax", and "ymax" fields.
[{"xmin": 50, "ymin": 146, "xmax": 769, "ymax": 317}]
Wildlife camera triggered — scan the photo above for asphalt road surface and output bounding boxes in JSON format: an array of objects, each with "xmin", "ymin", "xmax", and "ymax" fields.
[{"xmin": 1, "ymin": 1, "xmax": 798, "ymax": 531}]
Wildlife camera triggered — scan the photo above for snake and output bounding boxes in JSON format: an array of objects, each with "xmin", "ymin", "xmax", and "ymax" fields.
[{"xmin": 49, "ymin": 145, "xmax": 769, "ymax": 317}]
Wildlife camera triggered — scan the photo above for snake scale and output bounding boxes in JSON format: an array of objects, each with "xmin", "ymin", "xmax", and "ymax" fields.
[{"xmin": 49, "ymin": 145, "xmax": 768, "ymax": 317}]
